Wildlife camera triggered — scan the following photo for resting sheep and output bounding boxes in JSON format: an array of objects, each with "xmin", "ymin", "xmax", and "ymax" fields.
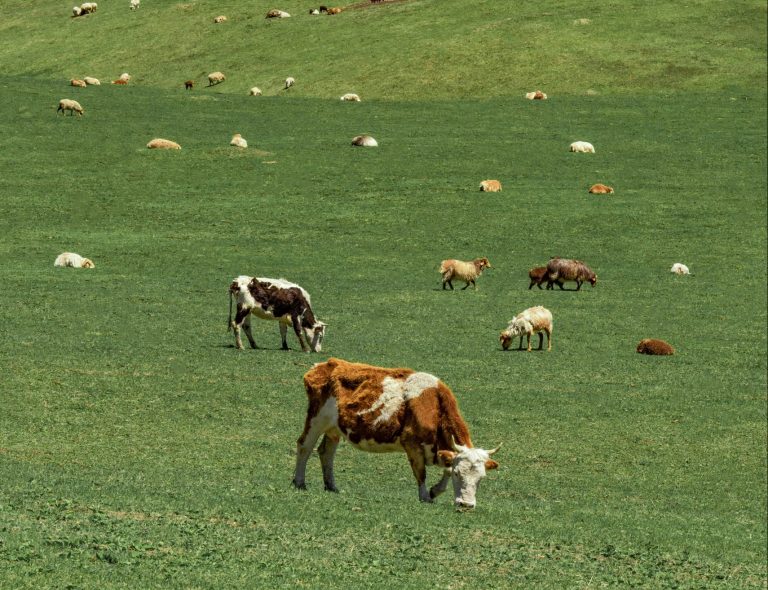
[
  {"xmin": 119, "ymin": 73, "xmax": 131, "ymax": 82},
  {"xmin": 147, "ymin": 138, "xmax": 181, "ymax": 150},
  {"xmin": 569, "ymin": 141, "xmax": 595, "ymax": 153},
  {"xmin": 79, "ymin": 2, "xmax": 98, "ymax": 14},
  {"xmin": 636, "ymin": 339, "xmax": 675, "ymax": 355},
  {"xmin": 83, "ymin": 76, "xmax": 100, "ymax": 86},
  {"xmin": 309, "ymin": 8, "xmax": 320, "ymax": 14},
  {"xmin": 70, "ymin": 79, "xmax": 87, "ymax": 88},
  {"xmin": 130, "ymin": 0, "xmax": 140, "ymax": 9},
  {"xmin": 352, "ymin": 135, "xmax": 377, "ymax": 147},
  {"xmin": 671, "ymin": 263, "xmax": 690, "ymax": 275},
  {"xmin": 528, "ymin": 266, "xmax": 548, "ymax": 290},
  {"xmin": 214, "ymin": 15, "xmax": 227, "ymax": 23},
  {"xmin": 284, "ymin": 77, "xmax": 295, "ymax": 89},
  {"xmin": 589, "ymin": 183, "xmax": 614, "ymax": 194},
  {"xmin": 500, "ymin": 306, "xmax": 553, "ymax": 352},
  {"xmin": 230, "ymin": 133, "xmax": 248, "ymax": 148},
  {"xmin": 54, "ymin": 252, "xmax": 94, "ymax": 268},
  {"xmin": 545, "ymin": 257, "xmax": 597, "ymax": 290},
  {"xmin": 112, "ymin": 79, "xmax": 128, "ymax": 85},
  {"xmin": 266, "ymin": 9, "xmax": 291, "ymax": 18},
  {"xmin": 57, "ymin": 99, "xmax": 84, "ymax": 116},
  {"xmin": 440, "ymin": 257, "xmax": 491, "ymax": 290},
  {"xmin": 73, "ymin": 6, "xmax": 82, "ymax": 17},
  {"xmin": 249, "ymin": 87, "xmax": 262, "ymax": 96},
  {"xmin": 340, "ymin": 93, "xmax": 361, "ymax": 102},
  {"xmin": 525, "ymin": 91, "xmax": 547, "ymax": 100},
  {"xmin": 327, "ymin": 7, "xmax": 343, "ymax": 14},
  {"xmin": 479, "ymin": 180, "xmax": 502, "ymax": 192},
  {"xmin": 208, "ymin": 71, "xmax": 225, "ymax": 86}
]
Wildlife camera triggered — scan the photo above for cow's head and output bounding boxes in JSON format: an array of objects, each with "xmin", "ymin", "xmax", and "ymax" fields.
[
  {"xmin": 438, "ymin": 440, "xmax": 501, "ymax": 509},
  {"xmin": 303, "ymin": 321, "xmax": 327, "ymax": 352}
]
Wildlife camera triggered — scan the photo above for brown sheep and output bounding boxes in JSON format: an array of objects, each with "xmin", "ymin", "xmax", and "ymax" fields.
[
  {"xmin": 545, "ymin": 257, "xmax": 597, "ymax": 290},
  {"xmin": 327, "ymin": 7, "xmax": 342, "ymax": 14},
  {"xmin": 479, "ymin": 180, "xmax": 502, "ymax": 192},
  {"xmin": 440, "ymin": 257, "xmax": 492, "ymax": 290},
  {"xmin": 589, "ymin": 183, "xmax": 614, "ymax": 194},
  {"xmin": 636, "ymin": 339, "xmax": 675, "ymax": 355},
  {"xmin": 528, "ymin": 266, "xmax": 548, "ymax": 290},
  {"xmin": 112, "ymin": 79, "xmax": 128, "ymax": 85},
  {"xmin": 70, "ymin": 79, "xmax": 87, "ymax": 88},
  {"xmin": 184, "ymin": 80, "xmax": 194, "ymax": 90}
]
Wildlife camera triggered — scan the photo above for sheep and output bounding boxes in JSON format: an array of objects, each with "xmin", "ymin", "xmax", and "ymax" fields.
[
  {"xmin": 479, "ymin": 180, "xmax": 502, "ymax": 192},
  {"xmin": 184, "ymin": 80, "xmax": 194, "ymax": 90},
  {"xmin": 249, "ymin": 87, "xmax": 262, "ymax": 96},
  {"xmin": 327, "ymin": 7, "xmax": 343, "ymax": 14},
  {"xmin": 528, "ymin": 266, "xmax": 548, "ymax": 290},
  {"xmin": 230, "ymin": 133, "xmax": 248, "ymax": 148},
  {"xmin": 57, "ymin": 99, "xmax": 84, "ymax": 116},
  {"xmin": 70, "ymin": 79, "xmax": 87, "ymax": 88},
  {"xmin": 545, "ymin": 257, "xmax": 597, "ymax": 290},
  {"xmin": 440, "ymin": 257, "xmax": 492, "ymax": 290},
  {"xmin": 574, "ymin": 18, "xmax": 591, "ymax": 25},
  {"xmin": 309, "ymin": 8, "xmax": 320, "ymax": 14},
  {"xmin": 671, "ymin": 263, "xmax": 690, "ymax": 275},
  {"xmin": 500, "ymin": 306, "xmax": 553, "ymax": 352},
  {"xmin": 266, "ymin": 9, "xmax": 291, "ymax": 18},
  {"xmin": 340, "ymin": 93, "xmax": 361, "ymax": 102},
  {"xmin": 589, "ymin": 183, "xmax": 614, "ymax": 194},
  {"xmin": 636, "ymin": 339, "xmax": 675, "ymax": 355},
  {"xmin": 351, "ymin": 135, "xmax": 378, "ymax": 147},
  {"xmin": 112, "ymin": 79, "xmax": 128, "ymax": 85},
  {"xmin": 80, "ymin": 2, "xmax": 98, "ymax": 14},
  {"xmin": 119, "ymin": 73, "xmax": 131, "ymax": 82},
  {"xmin": 569, "ymin": 141, "xmax": 595, "ymax": 153},
  {"xmin": 83, "ymin": 76, "xmax": 100, "ymax": 86},
  {"xmin": 208, "ymin": 71, "xmax": 225, "ymax": 86},
  {"xmin": 525, "ymin": 90, "xmax": 547, "ymax": 100},
  {"xmin": 72, "ymin": 6, "xmax": 82, "ymax": 17},
  {"xmin": 130, "ymin": 0, "xmax": 140, "ymax": 9},
  {"xmin": 284, "ymin": 77, "xmax": 295, "ymax": 89},
  {"xmin": 147, "ymin": 138, "xmax": 181, "ymax": 150},
  {"xmin": 54, "ymin": 252, "xmax": 94, "ymax": 268},
  {"xmin": 214, "ymin": 15, "xmax": 227, "ymax": 23}
]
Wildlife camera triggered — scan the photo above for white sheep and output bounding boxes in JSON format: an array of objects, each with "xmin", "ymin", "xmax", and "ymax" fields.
[
  {"xmin": 70, "ymin": 79, "xmax": 87, "ymax": 88},
  {"xmin": 284, "ymin": 77, "xmax": 295, "ymax": 89},
  {"xmin": 230, "ymin": 133, "xmax": 248, "ymax": 148},
  {"xmin": 309, "ymin": 8, "xmax": 320, "ymax": 14},
  {"xmin": 208, "ymin": 71, "xmax": 225, "ymax": 86},
  {"xmin": 79, "ymin": 2, "xmax": 98, "ymax": 14},
  {"xmin": 130, "ymin": 0, "xmax": 140, "ymax": 9},
  {"xmin": 351, "ymin": 135, "xmax": 377, "ymax": 147},
  {"xmin": 214, "ymin": 15, "xmax": 227, "ymax": 23},
  {"xmin": 569, "ymin": 141, "xmax": 595, "ymax": 153},
  {"xmin": 147, "ymin": 138, "xmax": 181, "ymax": 150},
  {"xmin": 54, "ymin": 252, "xmax": 95, "ymax": 268},
  {"xmin": 249, "ymin": 87, "xmax": 262, "ymax": 96},
  {"xmin": 72, "ymin": 6, "xmax": 82, "ymax": 17},
  {"xmin": 439, "ymin": 257, "xmax": 492, "ymax": 290},
  {"xmin": 57, "ymin": 99, "xmax": 84, "ymax": 116},
  {"xmin": 671, "ymin": 263, "xmax": 690, "ymax": 275},
  {"xmin": 525, "ymin": 91, "xmax": 547, "ymax": 100},
  {"xmin": 266, "ymin": 9, "xmax": 291, "ymax": 18},
  {"xmin": 119, "ymin": 72, "xmax": 131, "ymax": 82},
  {"xmin": 340, "ymin": 93, "xmax": 361, "ymax": 102},
  {"xmin": 83, "ymin": 76, "xmax": 100, "ymax": 86},
  {"xmin": 500, "ymin": 306, "xmax": 553, "ymax": 352}
]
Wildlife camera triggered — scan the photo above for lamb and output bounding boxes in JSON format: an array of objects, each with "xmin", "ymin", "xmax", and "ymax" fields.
[
  {"xmin": 208, "ymin": 71, "xmax": 225, "ymax": 86},
  {"xmin": 479, "ymin": 180, "xmax": 502, "ymax": 192},
  {"xmin": 184, "ymin": 80, "xmax": 194, "ymax": 90},
  {"xmin": 340, "ymin": 93, "xmax": 361, "ymax": 102},
  {"xmin": 528, "ymin": 266, "xmax": 548, "ymax": 290},
  {"xmin": 636, "ymin": 339, "xmax": 675, "ymax": 355},
  {"xmin": 70, "ymin": 79, "xmax": 87, "ymax": 88},
  {"xmin": 230, "ymin": 133, "xmax": 248, "ymax": 148},
  {"xmin": 266, "ymin": 9, "xmax": 291, "ymax": 18},
  {"xmin": 671, "ymin": 263, "xmax": 690, "ymax": 275},
  {"xmin": 284, "ymin": 77, "xmax": 295, "ymax": 89},
  {"xmin": 525, "ymin": 90, "xmax": 547, "ymax": 100},
  {"xmin": 83, "ymin": 76, "xmax": 100, "ymax": 86},
  {"xmin": 249, "ymin": 87, "xmax": 262, "ymax": 96},
  {"xmin": 440, "ymin": 257, "xmax": 492, "ymax": 290},
  {"xmin": 545, "ymin": 257, "xmax": 597, "ymax": 290},
  {"xmin": 589, "ymin": 183, "xmax": 614, "ymax": 194},
  {"xmin": 351, "ymin": 135, "xmax": 378, "ymax": 147},
  {"xmin": 569, "ymin": 141, "xmax": 595, "ymax": 153},
  {"xmin": 147, "ymin": 138, "xmax": 181, "ymax": 150},
  {"xmin": 54, "ymin": 252, "xmax": 94, "ymax": 269},
  {"xmin": 57, "ymin": 99, "xmax": 84, "ymax": 116},
  {"xmin": 213, "ymin": 15, "xmax": 228, "ymax": 23},
  {"xmin": 130, "ymin": 0, "xmax": 140, "ymax": 9},
  {"xmin": 499, "ymin": 306, "xmax": 553, "ymax": 352}
]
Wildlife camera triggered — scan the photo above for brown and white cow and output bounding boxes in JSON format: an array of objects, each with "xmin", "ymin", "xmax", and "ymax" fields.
[
  {"xmin": 229, "ymin": 276, "xmax": 326, "ymax": 352},
  {"xmin": 292, "ymin": 358, "xmax": 501, "ymax": 509}
]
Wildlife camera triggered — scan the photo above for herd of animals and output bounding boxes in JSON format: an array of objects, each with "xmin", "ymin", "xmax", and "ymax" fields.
[{"xmin": 53, "ymin": 0, "xmax": 692, "ymax": 510}]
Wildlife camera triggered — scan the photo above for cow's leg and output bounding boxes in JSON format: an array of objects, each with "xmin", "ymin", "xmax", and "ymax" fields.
[
  {"xmin": 279, "ymin": 321, "xmax": 290, "ymax": 350},
  {"xmin": 429, "ymin": 468, "xmax": 452, "ymax": 500},
  {"xmin": 293, "ymin": 410, "xmax": 331, "ymax": 489},
  {"xmin": 404, "ymin": 444, "xmax": 431, "ymax": 502},
  {"xmin": 231, "ymin": 307, "xmax": 252, "ymax": 350},
  {"xmin": 291, "ymin": 313, "xmax": 309, "ymax": 352},
  {"xmin": 241, "ymin": 314, "xmax": 257, "ymax": 349},
  {"xmin": 318, "ymin": 433, "xmax": 341, "ymax": 492}
]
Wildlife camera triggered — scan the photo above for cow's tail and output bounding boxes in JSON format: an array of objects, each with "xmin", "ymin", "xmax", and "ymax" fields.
[{"xmin": 227, "ymin": 289, "xmax": 233, "ymax": 331}]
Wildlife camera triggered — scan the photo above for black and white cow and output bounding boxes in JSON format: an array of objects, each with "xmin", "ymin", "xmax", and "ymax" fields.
[{"xmin": 228, "ymin": 276, "xmax": 326, "ymax": 352}]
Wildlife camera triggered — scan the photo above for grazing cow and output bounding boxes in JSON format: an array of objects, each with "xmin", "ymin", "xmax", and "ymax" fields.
[
  {"xmin": 228, "ymin": 276, "xmax": 326, "ymax": 352},
  {"xmin": 293, "ymin": 358, "xmax": 501, "ymax": 508}
]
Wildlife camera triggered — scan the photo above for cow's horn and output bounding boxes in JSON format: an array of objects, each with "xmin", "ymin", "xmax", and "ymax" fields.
[
  {"xmin": 451, "ymin": 436, "xmax": 469, "ymax": 453},
  {"xmin": 488, "ymin": 443, "xmax": 502, "ymax": 455}
]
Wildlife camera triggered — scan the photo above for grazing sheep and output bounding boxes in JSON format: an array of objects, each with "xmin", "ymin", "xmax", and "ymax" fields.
[
  {"xmin": 525, "ymin": 90, "xmax": 547, "ymax": 100},
  {"xmin": 83, "ymin": 76, "xmax": 100, "ymax": 86},
  {"xmin": 130, "ymin": 0, "xmax": 140, "ymax": 9},
  {"xmin": 119, "ymin": 73, "xmax": 131, "ymax": 82},
  {"xmin": 80, "ymin": 2, "xmax": 98, "ymax": 14},
  {"xmin": 440, "ymin": 257, "xmax": 492, "ymax": 290},
  {"xmin": 112, "ymin": 79, "xmax": 128, "ymax": 85},
  {"xmin": 54, "ymin": 252, "xmax": 94, "ymax": 268},
  {"xmin": 147, "ymin": 138, "xmax": 181, "ymax": 150},
  {"xmin": 479, "ymin": 180, "xmax": 502, "ymax": 192},
  {"xmin": 73, "ymin": 6, "xmax": 82, "ymax": 17},
  {"xmin": 352, "ymin": 135, "xmax": 378, "ymax": 147},
  {"xmin": 284, "ymin": 77, "xmax": 295, "ymax": 89},
  {"xmin": 249, "ymin": 87, "xmax": 262, "ymax": 96},
  {"xmin": 70, "ymin": 79, "xmax": 87, "ymax": 88},
  {"xmin": 636, "ymin": 339, "xmax": 675, "ymax": 356},
  {"xmin": 545, "ymin": 257, "xmax": 597, "ymax": 290},
  {"xmin": 500, "ymin": 306, "xmax": 553, "ymax": 352},
  {"xmin": 230, "ymin": 133, "xmax": 248, "ymax": 148},
  {"xmin": 340, "ymin": 93, "xmax": 361, "ymax": 102},
  {"xmin": 57, "ymin": 99, "xmax": 84, "ymax": 116},
  {"xmin": 319, "ymin": 5, "xmax": 329, "ymax": 12},
  {"xmin": 208, "ymin": 71, "xmax": 225, "ymax": 86},
  {"xmin": 569, "ymin": 141, "xmax": 595, "ymax": 153},
  {"xmin": 184, "ymin": 80, "xmax": 194, "ymax": 90},
  {"xmin": 671, "ymin": 263, "xmax": 690, "ymax": 275},
  {"xmin": 589, "ymin": 183, "xmax": 614, "ymax": 194},
  {"xmin": 214, "ymin": 15, "xmax": 227, "ymax": 23},
  {"xmin": 528, "ymin": 266, "xmax": 548, "ymax": 290},
  {"xmin": 309, "ymin": 8, "xmax": 320, "ymax": 14},
  {"xmin": 266, "ymin": 9, "xmax": 291, "ymax": 18},
  {"xmin": 327, "ymin": 7, "xmax": 342, "ymax": 14}
]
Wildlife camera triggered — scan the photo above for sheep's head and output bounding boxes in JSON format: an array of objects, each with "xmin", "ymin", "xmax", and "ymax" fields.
[
  {"xmin": 475, "ymin": 257, "xmax": 492, "ymax": 271},
  {"xmin": 82, "ymin": 258, "xmax": 95, "ymax": 269},
  {"xmin": 499, "ymin": 331, "xmax": 513, "ymax": 350},
  {"xmin": 589, "ymin": 275, "xmax": 597, "ymax": 287}
]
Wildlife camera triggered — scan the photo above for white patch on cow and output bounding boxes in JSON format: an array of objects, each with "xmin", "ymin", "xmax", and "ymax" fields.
[
  {"xmin": 357, "ymin": 372, "xmax": 439, "ymax": 425},
  {"xmin": 312, "ymin": 397, "xmax": 340, "ymax": 434}
]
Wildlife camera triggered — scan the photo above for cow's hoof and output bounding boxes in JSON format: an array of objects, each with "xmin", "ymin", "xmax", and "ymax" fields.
[
  {"xmin": 324, "ymin": 485, "xmax": 339, "ymax": 493},
  {"xmin": 292, "ymin": 480, "xmax": 307, "ymax": 490}
]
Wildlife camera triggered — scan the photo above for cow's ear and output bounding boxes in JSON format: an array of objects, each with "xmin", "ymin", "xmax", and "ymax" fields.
[
  {"xmin": 485, "ymin": 459, "xmax": 499, "ymax": 471},
  {"xmin": 437, "ymin": 450, "xmax": 455, "ymax": 467}
]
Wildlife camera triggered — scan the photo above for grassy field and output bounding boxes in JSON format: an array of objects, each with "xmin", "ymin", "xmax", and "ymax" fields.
[{"xmin": 0, "ymin": 0, "xmax": 766, "ymax": 588}]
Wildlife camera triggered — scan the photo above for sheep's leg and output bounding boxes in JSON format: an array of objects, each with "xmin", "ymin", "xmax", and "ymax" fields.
[
  {"xmin": 461, "ymin": 280, "xmax": 473, "ymax": 290},
  {"xmin": 576, "ymin": 280, "xmax": 582, "ymax": 291},
  {"xmin": 526, "ymin": 333, "xmax": 532, "ymax": 352},
  {"xmin": 557, "ymin": 280, "xmax": 565, "ymax": 290},
  {"xmin": 528, "ymin": 280, "xmax": 534, "ymax": 290},
  {"xmin": 546, "ymin": 328, "xmax": 552, "ymax": 351},
  {"xmin": 518, "ymin": 336, "xmax": 524, "ymax": 350},
  {"xmin": 538, "ymin": 332, "xmax": 544, "ymax": 350},
  {"xmin": 241, "ymin": 314, "xmax": 258, "ymax": 349},
  {"xmin": 279, "ymin": 321, "xmax": 290, "ymax": 350},
  {"xmin": 318, "ymin": 434, "xmax": 341, "ymax": 492},
  {"xmin": 291, "ymin": 312, "xmax": 310, "ymax": 352}
]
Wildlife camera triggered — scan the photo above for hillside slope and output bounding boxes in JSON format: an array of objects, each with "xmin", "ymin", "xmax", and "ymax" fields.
[{"xmin": 0, "ymin": 0, "xmax": 765, "ymax": 99}]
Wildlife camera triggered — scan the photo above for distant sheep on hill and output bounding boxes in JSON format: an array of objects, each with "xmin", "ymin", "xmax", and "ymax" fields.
[
  {"xmin": 284, "ymin": 77, "xmax": 295, "ymax": 89},
  {"xmin": 83, "ymin": 76, "xmax": 100, "ymax": 86},
  {"xmin": 112, "ymin": 79, "xmax": 128, "ymax": 85},
  {"xmin": 208, "ymin": 71, "xmax": 225, "ymax": 86},
  {"xmin": 327, "ymin": 7, "xmax": 343, "ymax": 14},
  {"xmin": 70, "ymin": 79, "xmax": 87, "ymax": 88},
  {"xmin": 351, "ymin": 135, "xmax": 377, "ymax": 147},
  {"xmin": 185, "ymin": 80, "xmax": 194, "ymax": 90},
  {"xmin": 230, "ymin": 133, "xmax": 248, "ymax": 148},
  {"xmin": 525, "ymin": 91, "xmax": 547, "ymax": 100},
  {"xmin": 119, "ymin": 73, "xmax": 131, "ymax": 82},
  {"xmin": 214, "ymin": 15, "xmax": 227, "ymax": 23},
  {"xmin": 636, "ymin": 339, "xmax": 675, "ymax": 355},
  {"xmin": 147, "ymin": 138, "xmax": 181, "ymax": 150},
  {"xmin": 266, "ymin": 9, "xmax": 291, "ymax": 18},
  {"xmin": 479, "ymin": 180, "xmax": 502, "ymax": 192},
  {"xmin": 54, "ymin": 252, "xmax": 94, "ymax": 268},
  {"xmin": 671, "ymin": 263, "xmax": 690, "ymax": 275},
  {"xmin": 340, "ymin": 93, "xmax": 361, "ymax": 102},
  {"xmin": 569, "ymin": 141, "xmax": 595, "ymax": 153},
  {"xmin": 130, "ymin": 0, "xmax": 140, "ymax": 9},
  {"xmin": 589, "ymin": 183, "xmax": 614, "ymax": 194},
  {"xmin": 57, "ymin": 99, "xmax": 84, "ymax": 116},
  {"xmin": 249, "ymin": 87, "xmax": 262, "ymax": 96}
]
